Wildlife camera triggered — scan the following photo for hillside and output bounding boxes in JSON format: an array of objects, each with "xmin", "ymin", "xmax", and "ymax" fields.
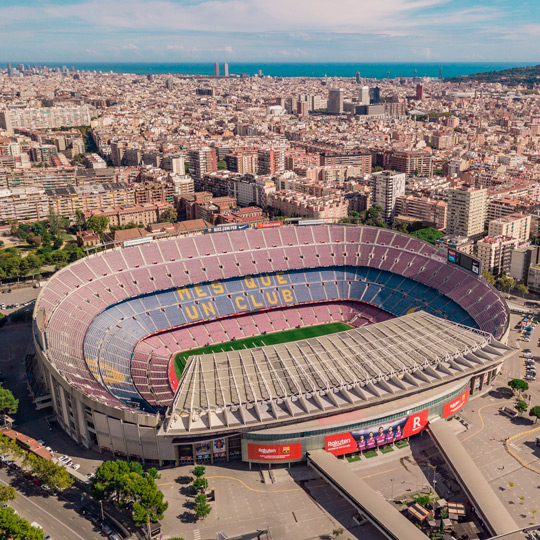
[{"xmin": 446, "ymin": 64, "xmax": 540, "ymax": 87}]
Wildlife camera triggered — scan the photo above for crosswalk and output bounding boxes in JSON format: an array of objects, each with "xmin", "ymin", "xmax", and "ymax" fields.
[{"xmin": 193, "ymin": 530, "xmax": 201, "ymax": 540}]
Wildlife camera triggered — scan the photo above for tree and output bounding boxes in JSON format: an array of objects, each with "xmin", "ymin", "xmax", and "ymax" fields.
[
  {"xmin": 411, "ymin": 228, "xmax": 444, "ymax": 244},
  {"xmin": 516, "ymin": 284, "xmax": 529, "ymax": 297},
  {"xmin": 192, "ymin": 465, "xmax": 206, "ymax": 478},
  {"xmin": 217, "ymin": 160, "xmax": 227, "ymax": 170},
  {"xmin": 194, "ymin": 494, "xmax": 212, "ymax": 520},
  {"xmin": 332, "ymin": 528, "xmax": 344, "ymax": 539},
  {"xmin": 26, "ymin": 455, "xmax": 74, "ymax": 491},
  {"xmin": 75, "ymin": 209, "xmax": 85, "ymax": 232},
  {"xmin": 0, "ymin": 388, "xmax": 18, "ymax": 418},
  {"xmin": 26, "ymin": 233, "xmax": 42, "ymax": 248},
  {"xmin": 498, "ymin": 275, "xmax": 515, "ymax": 292},
  {"xmin": 192, "ymin": 477, "xmax": 208, "ymax": 494},
  {"xmin": 159, "ymin": 207, "xmax": 177, "ymax": 223},
  {"xmin": 91, "ymin": 460, "xmax": 168, "ymax": 525},
  {"xmin": 515, "ymin": 400, "xmax": 528, "ymax": 415},
  {"xmin": 508, "ymin": 379, "xmax": 529, "ymax": 393},
  {"xmin": 0, "ymin": 506, "xmax": 45, "ymax": 540},
  {"xmin": 85, "ymin": 215, "xmax": 109, "ymax": 237},
  {"xmin": 0, "ymin": 486, "xmax": 17, "ymax": 505},
  {"xmin": 529, "ymin": 406, "xmax": 540, "ymax": 423}
]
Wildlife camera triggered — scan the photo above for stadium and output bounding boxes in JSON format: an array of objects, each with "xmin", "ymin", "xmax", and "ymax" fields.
[{"xmin": 32, "ymin": 223, "xmax": 515, "ymax": 466}]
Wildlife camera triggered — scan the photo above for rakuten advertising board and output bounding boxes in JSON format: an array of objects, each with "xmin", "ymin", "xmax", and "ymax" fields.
[
  {"xmin": 247, "ymin": 443, "xmax": 302, "ymax": 461},
  {"xmin": 324, "ymin": 409, "xmax": 429, "ymax": 455},
  {"xmin": 443, "ymin": 388, "xmax": 469, "ymax": 418}
]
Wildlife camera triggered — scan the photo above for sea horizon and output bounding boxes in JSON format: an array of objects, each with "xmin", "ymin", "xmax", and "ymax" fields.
[{"xmin": 3, "ymin": 61, "xmax": 538, "ymax": 78}]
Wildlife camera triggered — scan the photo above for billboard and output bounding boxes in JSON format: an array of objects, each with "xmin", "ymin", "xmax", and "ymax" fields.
[
  {"xmin": 256, "ymin": 222, "xmax": 283, "ymax": 229},
  {"xmin": 325, "ymin": 433, "xmax": 357, "ymax": 456},
  {"xmin": 443, "ymin": 388, "xmax": 469, "ymax": 418},
  {"xmin": 447, "ymin": 249, "xmax": 481, "ymax": 275},
  {"xmin": 247, "ymin": 443, "xmax": 302, "ymax": 461},
  {"xmin": 205, "ymin": 224, "xmax": 249, "ymax": 234},
  {"xmin": 324, "ymin": 409, "xmax": 429, "ymax": 455},
  {"xmin": 213, "ymin": 438, "xmax": 226, "ymax": 455}
]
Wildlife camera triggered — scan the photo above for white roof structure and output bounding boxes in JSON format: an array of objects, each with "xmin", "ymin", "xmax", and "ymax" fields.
[{"xmin": 166, "ymin": 311, "xmax": 513, "ymax": 433}]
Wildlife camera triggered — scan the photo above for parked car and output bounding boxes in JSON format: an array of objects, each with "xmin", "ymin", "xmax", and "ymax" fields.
[{"xmin": 71, "ymin": 463, "xmax": 80, "ymax": 471}]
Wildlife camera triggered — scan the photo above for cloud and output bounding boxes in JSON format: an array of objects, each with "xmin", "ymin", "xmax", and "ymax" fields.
[
  {"xmin": 121, "ymin": 43, "xmax": 138, "ymax": 50},
  {"xmin": 166, "ymin": 44, "xmax": 185, "ymax": 50}
]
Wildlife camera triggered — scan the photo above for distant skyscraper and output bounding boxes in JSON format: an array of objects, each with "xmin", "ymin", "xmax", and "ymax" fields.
[
  {"xmin": 7, "ymin": 62, "xmax": 12, "ymax": 77},
  {"xmin": 214, "ymin": 62, "xmax": 220, "ymax": 77},
  {"xmin": 416, "ymin": 83, "xmax": 424, "ymax": 100},
  {"xmin": 359, "ymin": 86, "xmax": 370, "ymax": 105},
  {"xmin": 166, "ymin": 78, "xmax": 174, "ymax": 90},
  {"xmin": 414, "ymin": 68, "xmax": 417, "ymax": 79},
  {"xmin": 355, "ymin": 71, "xmax": 361, "ymax": 84},
  {"xmin": 371, "ymin": 86, "xmax": 381, "ymax": 104},
  {"xmin": 147, "ymin": 74, "xmax": 153, "ymax": 81},
  {"xmin": 439, "ymin": 67, "xmax": 443, "ymax": 79},
  {"xmin": 258, "ymin": 69, "xmax": 263, "ymax": 77},
  {"xmin": 328, "ymin": 88, "xmax": 344, "ymax": 114},
  {"xmin": 223, "ymin": 63, "xmax": 229, "ymax": 77}
]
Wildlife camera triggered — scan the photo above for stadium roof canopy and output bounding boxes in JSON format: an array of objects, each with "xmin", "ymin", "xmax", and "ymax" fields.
[{"xmin": 166, "ymin": 311, "xmax": 513, "ymax": 433}]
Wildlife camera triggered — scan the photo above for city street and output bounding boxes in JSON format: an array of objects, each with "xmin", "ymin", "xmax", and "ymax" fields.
[{"xmin": 0, "ymin": 467, "xmax": 106, "ymax": 540}]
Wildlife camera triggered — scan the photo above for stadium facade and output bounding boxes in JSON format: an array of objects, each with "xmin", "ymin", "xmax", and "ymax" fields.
[{"xmin": 32, "ymin": 224, "xmax": 514, "ymax": 466}]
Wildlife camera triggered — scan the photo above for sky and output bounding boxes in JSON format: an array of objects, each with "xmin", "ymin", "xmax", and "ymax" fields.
[{"xmin": 1, "ymin": 0, "xmax": 540, "ymax": 63}]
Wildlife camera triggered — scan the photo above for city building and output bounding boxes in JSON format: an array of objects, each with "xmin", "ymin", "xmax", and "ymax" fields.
[
  {"xmin": 189, "ymin": 147, "xmax": 217, "ymax": 183},
  {"xmin": 359, "ymin": 86, "xmax": 370, "ymax": 106},
  {"xmin": 370, "ymin": 170, "xmax": 406, "ymax": 224},
  {"xmin": 416, "ymin": 84, "xmax": 424, "ymax": 100},
  {"xmin": 509, "ymin": 245, "xmax": 540, "ymax": 283},
  {"xmin": 0, "ymin": 106, "xmax": 91, "ymax": 131},
  {"xmin": 446, "ymin": 186, "xmax": 487, "ymax": 238},
  {"xmin": 395, "ymin": 195, "xmax": 447, "ymax": 229},
  {"xmin": 328, "ymin": 88, "xmax": 344, "ymax": 114},
  {"xmin": 390, "ymin": 150, "xmax": 433, "ymax": 177},
  {"xmin": 476, "ymin": 236, "xmax": 519, "ymax": 276},
  {"xmin": 214, "ymin": 62, "xmax": 220, "ymax": 77},
  {"xmin": 223, "ymin": 63, "xmax": 229, "ymax": 77},
  {"xmin": 487, "ymin": 213, "xmax": 531, "ymax": 242}
]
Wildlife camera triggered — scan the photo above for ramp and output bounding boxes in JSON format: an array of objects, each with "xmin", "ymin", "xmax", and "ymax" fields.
[
  {"xmin": 427, "ymin": 418, "xmax": 518, "ymax": 537},
  {"xmin": 307, "ymin": 450, "xmax": 428, "ymax": 540}
]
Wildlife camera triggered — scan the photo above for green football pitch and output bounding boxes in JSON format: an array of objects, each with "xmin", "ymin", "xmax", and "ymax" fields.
[{"xmin": 174, "ymin": 322, "xmax": 352, "ymax": 379}]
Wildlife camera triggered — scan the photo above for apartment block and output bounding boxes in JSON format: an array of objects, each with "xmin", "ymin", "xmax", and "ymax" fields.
[
  {"xmin": 446, "ymin": 186, "xmax": 487, "ymax": 238},
  {"xmin": 487, "ymin": 213, "xmax": 531, "ymax": 241},
  {"xmin": 395, "ymin": 195, "xmax": 447, "ymax": 229},
  {"xmin": 370, "ymin": 170, "xmax": 406, "ymax": 224}
]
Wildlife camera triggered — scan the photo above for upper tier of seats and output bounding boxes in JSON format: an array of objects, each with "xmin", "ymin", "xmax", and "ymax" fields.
[{"xmin": 34, "ymin": 225, "xmax": 508, "ymax": 414}]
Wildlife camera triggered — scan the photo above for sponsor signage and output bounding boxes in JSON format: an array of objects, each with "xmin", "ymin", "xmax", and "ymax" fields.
[
  {"xmin": 443, "ymin": 388, "xmax": 469, "ymax": 418},
  {"xmin": 256, "ymin": 221, "xmax": 283, "ymax": 229},
  {"xmin": 325, "ymin": 432, "xmax": 357, "ymax": 456},
  {"xmin": 205, "ymin": 224, "xmax": 249, "ymax": 234},
  {"xmin": 247, "ymin": 443, "xmax": 302, "ymax": 461},
  {"xmin": 123, "ymin": 237, "xmax": 153, "ymax": 247},
  {"xmin": 402, "ymin": 409, "xmax": 429, "ymax": 438}
]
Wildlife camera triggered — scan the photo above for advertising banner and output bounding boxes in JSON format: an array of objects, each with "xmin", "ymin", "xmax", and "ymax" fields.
[
  {"xmin": 256, "ymin": 222, "xmax": 283, "ymax": 229},
  {"xmin": 324, "ymin": 432, "xmax": 357, "ymax": 456},
  {"xmin": 213, "ymin": 438, "xmax": 226, "ymax": 455},
  {"xmin": 443, "ymin": 388, "xmax": 469, "ymax": 418},
  {"xmin": 342, "ymin": 408, "xmax": 429, "ymax": 452},
  {"xmin": 247, "ymin": 443, "xmax": 302, "ymax": 461}
]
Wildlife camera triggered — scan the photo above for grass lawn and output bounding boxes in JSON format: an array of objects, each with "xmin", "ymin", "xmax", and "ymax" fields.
[
  {"xmin": 174, "ymin": 322, "xmax": 352, "ymax": 379},
  {"xmin": 395, "ymin": 440, "xmax": 409, "ymax": 449},
  {"xmin": 346, "ymin": 454, "xmax": 361, "ymax": 463},
  {"xmin": 364, "ymin": 450, "xmax": 378, "ymax": 458},
  {"xmin": 380, "ymin": 446, "xmax": 394, "ymax": 454}
]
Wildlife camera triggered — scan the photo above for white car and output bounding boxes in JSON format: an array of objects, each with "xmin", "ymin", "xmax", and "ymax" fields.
[
  {"xmin": 71, "ymin": 463, "xmax": 80, "ymax": 471},
  {"xmin": 57, "ymin": 455, "xmax": 72, "ymax": 466},
  {"xmin": 85, "ymin": 472, "xmax": 95, "ymax": 480}
]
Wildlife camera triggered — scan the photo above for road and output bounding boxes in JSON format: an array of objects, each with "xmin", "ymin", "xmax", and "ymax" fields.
[{"xmin": 0, "ymin": 467, "xmax": 106, "ymax": 540}]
